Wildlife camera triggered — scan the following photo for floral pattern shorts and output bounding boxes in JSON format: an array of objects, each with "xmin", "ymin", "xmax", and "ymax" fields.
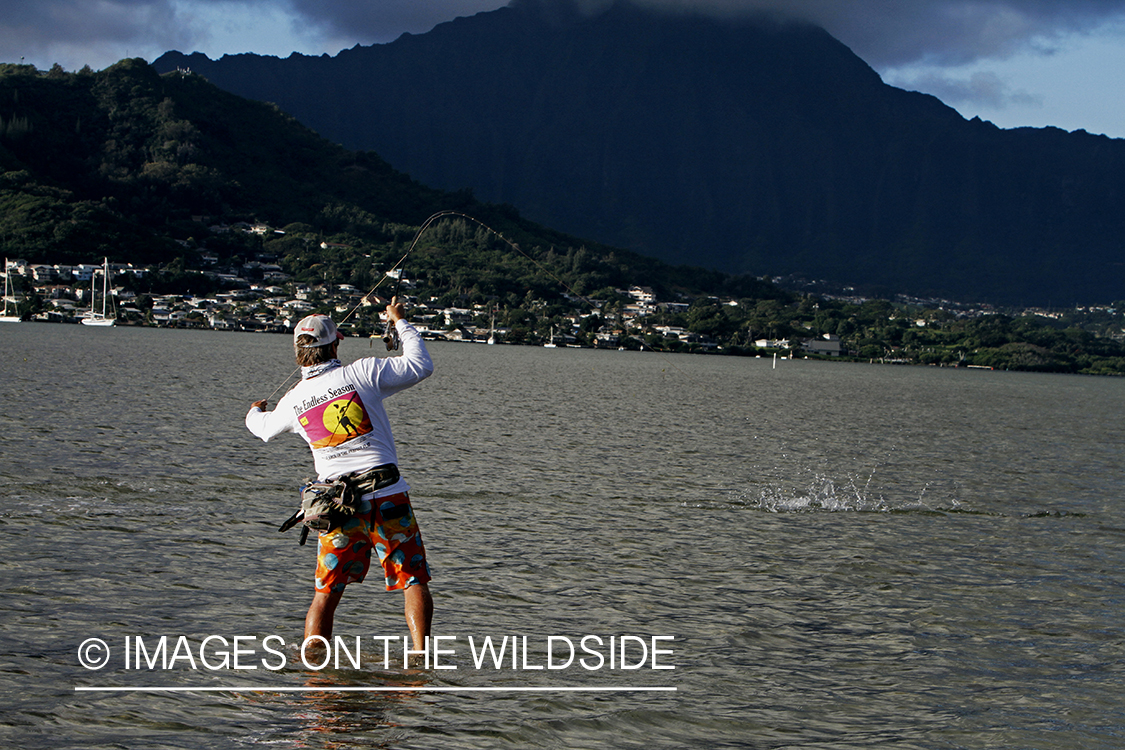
[{"xmin": 314, "ymin": 492, "xmax": 431, "ymax": 593}]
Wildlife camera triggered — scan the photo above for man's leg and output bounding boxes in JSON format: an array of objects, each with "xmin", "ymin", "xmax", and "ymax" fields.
[
  {"xmin": 305, "ymin": 588, "xmax": 344, "ymax": 641},
  {"xmin": 403, "ymin": 582, "xmax": 433, "ymax": 652}
]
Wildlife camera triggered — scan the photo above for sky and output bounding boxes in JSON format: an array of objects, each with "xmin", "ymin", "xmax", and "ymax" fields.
[{"xmin": 1, "ymin": 0, "xmax": 1123, "ymax": 138}]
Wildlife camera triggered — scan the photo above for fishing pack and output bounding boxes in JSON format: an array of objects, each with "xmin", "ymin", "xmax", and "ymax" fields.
[{"xmin": 278, "ymin": 464, "xmax": 400, "ymax": 545}]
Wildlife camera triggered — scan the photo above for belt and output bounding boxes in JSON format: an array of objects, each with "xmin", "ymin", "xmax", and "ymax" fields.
[{"xmin": 348, "ymin": 463, "xmax": 400, "ymax": 494}]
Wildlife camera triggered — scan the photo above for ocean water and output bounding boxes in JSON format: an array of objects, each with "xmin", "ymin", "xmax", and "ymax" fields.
[{"xmin": 2, "ymin": 323, "xmax": 1124, "ymax": 749}]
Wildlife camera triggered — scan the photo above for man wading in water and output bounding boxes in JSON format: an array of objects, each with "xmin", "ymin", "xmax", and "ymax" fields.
[{"xmin": 245, "ymin": 298, "xmax": 434, "ymax": 652}]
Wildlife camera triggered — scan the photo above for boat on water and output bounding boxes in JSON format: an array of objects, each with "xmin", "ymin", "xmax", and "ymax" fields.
[
  {"xmin": 1, "ymin": 259, "xmax": 21, "ymax": 323},
  {"xmin": 543, "ymin": 325, "xmax": 557, "ymax": 348},
  {"xmin": 81, "ymin": 257, "xmax": 116, "ymax": 327}
]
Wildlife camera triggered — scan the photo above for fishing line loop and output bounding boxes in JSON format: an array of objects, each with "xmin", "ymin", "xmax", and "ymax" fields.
[
  {"xmin": 260, "ymin": 210, "xmax": 537, "ymax": 400},
  {"xmin": 257, "ymin": 208, "xmax": 681, "ymax": 403}
]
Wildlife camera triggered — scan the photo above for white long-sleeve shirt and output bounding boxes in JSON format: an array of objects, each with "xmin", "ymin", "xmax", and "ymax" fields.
[{"xmin": 245, "ymin": 319, "xmax": 433, "ymax": 493}]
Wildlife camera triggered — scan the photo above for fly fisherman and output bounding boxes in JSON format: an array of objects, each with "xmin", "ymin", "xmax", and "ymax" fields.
[{"xmin": 245, "ymin": 298, "xmax": 434, "ymax": 652}]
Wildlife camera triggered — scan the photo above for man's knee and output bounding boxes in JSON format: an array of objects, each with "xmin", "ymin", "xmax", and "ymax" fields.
[
  {"xmin": 404, "ymin": 581, "xmax": 431, "ymax": 600},
  {"xmin": 310, "ymin": 587, "xmax": 344, "ymax": 612}
]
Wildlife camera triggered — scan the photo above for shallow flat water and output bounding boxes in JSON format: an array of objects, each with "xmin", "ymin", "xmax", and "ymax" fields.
[{"xmin": 2, "ymin": 323, "xmax": 1124, "ymax": 748}]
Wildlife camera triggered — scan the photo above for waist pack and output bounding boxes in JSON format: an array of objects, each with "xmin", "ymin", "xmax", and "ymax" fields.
[{"xmin": 278, "ymin": 464, "xmax": 400, "ymax": 545}]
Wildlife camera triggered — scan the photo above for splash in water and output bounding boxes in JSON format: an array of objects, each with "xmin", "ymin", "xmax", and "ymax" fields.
[{"xmin": 732, "ymin": 468, "xmax": 961, "ymax": 514}]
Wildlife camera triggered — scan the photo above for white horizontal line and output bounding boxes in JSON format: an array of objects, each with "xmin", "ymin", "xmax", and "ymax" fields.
[{"xmin": 75, "ymin": 685, "xmax": 677, "ymax": 693}]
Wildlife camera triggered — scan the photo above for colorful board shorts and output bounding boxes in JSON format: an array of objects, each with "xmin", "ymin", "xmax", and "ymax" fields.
[{"xmin": 314, "ymin": 491, "xmax": 431, "ymax": 594}]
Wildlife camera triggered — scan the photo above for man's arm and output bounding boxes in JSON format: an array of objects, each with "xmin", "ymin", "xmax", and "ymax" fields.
[
  {"xmin": 245, "ymin": 399, "xmax": 293, "ymax": 441},
  {"xmin": 378, "ymin": 297, "xmax": 434, "ymax": 391}
]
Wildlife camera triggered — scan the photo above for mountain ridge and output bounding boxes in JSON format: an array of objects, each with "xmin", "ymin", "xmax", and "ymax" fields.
[{"xmin": 154, "ymin": 0, "xmax": 1125, "ymax": 306}]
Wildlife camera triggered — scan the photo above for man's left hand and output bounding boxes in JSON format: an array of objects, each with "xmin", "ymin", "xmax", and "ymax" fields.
[{"xmin": 386, "ymin": 296, "xmax": 406, "ymax": 323}]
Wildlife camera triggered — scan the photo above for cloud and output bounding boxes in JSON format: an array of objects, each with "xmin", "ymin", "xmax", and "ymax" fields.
[
  {"xmin": 0, "ymin": 0, "xmax": 213, "ymax": 69},
  {"xmin": 2, "ymin": 0, "xmax": 1125, "ymax": 72},
  {"xmin": 774, "ymin": 0, "xmax": 1125, "ymax": 67},
  {"xmin": 557, "ymin": 0, "xmax": 1125, "ymax": 67},
  {"xmin": 281, "ymin": 1, "xmax": 1125, "ymax": 68},
  {"xmin": 884, "ymin": 69, "xmax": 1044, "ymax": 109},
  {"xmin": 0, "ymin": 0, "xmax": 359, "ymax": 70},
  {"xmin": 285, "ymin": 0, "xmax": 507, "ymax": 43},
  {"xmin": 281, "ymin": 0, "xmax": 1125, "ymax": 68}
]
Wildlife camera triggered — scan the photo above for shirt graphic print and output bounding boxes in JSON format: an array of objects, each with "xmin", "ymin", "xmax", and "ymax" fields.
[{"xmin": 298, "ymin": 388, "xmax": 373, "ymax": 449}]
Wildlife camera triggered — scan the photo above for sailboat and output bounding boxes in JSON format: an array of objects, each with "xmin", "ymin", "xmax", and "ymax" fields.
[
  {"xmin": 1, "ymin": 259, "xmax": 21, "ymax": 323},
  {"xmin": 487, "ymin": 307, "xmax": 496, "ymax": 345},
  {"xmin": 543, "ymin": 325, "xmax": 557, "ymax": 348},
  {"xmin": 81, "ymin": 257, "xmax": 116, "ymax": 327}
]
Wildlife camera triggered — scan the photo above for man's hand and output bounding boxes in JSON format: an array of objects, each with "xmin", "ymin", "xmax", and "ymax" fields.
[
  {"xmin": 386, "ymin": 296, "xmax": 406, "ymax": 323},
  {"xmin": 252, "ymin": 400, "xmax": 268, "ymax": 411}
]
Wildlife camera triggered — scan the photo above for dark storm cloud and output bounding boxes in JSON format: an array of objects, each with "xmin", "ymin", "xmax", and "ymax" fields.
[
  {"xmin": 0, "ymin": 0, "xmax": 186, "ymax": 52},
  {"xmin": 752, "ymin": 0, "xmax": 1125, "ymax": 66},
  {"xmin": 2, "ymin": 0, "xmax": 1124, "ymax": 70},
  {"xmin": 285, "ymin": 0, "xmax": 509, "ymax": 43},
  {"xmin": 286, "ymin": 0, "xmax": 1125, "ymax": 66}
]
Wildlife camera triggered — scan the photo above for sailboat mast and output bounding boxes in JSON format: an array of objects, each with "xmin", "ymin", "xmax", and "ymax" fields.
[
  {"xmin": 0, "ymin": 258, "xmax": 20, "ymax": 321},
  {"xmin": 101, "ymin": 257, "xmax": 108, "ymax": 317},
  {"xmin": 80, "ymin": 257, "xmax": 115, "ymax": 326}
]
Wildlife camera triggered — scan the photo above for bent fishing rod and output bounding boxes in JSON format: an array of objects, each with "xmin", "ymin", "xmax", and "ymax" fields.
[
  {"xmin": 347, "ymin": 210, "xmax": 603, "ymax": 352},
  {"xmin": 260, "ymin": 207, "xmax": 696, "ymax": 401},
  {"xmin": 261, "ymin": 209, "xmax": 601, "ymax": 402}
]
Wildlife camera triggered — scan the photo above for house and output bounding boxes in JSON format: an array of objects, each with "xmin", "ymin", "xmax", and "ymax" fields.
[
  {"xmin": 30, "ymin": 265, "xmax": 56, "ymax": 282},
  {"xmin": 627, "ymin": 286, "xmax": 656, "ymax": 304},
  {"xmin": 802, "ymin": 333, "xmax": 843, "ymax": 356},
  {"xmin": 595, "ymin": 332, "xmax": 621, "ymax": 348},
  {"xmin": 442, "ymin": 308, "xmax": 473, "ymax": 326},
  {"xmin": 659, "ymin": 302, "xmax": 690, "ymax": 313},
  {"xmin": 72, "ymin": 264, "xmax": 100, "ymax": 282},
  {"xmin": 680, "ymin": 331, "xmax": 718, "ymax": 348},
  {"xmin": 121, "ymin": 263, "xmax": 150, "ymax": 278},
  {"xmin": 623, "ymin": 303, "xmax": 654, "ymax": 319},
  {"xmin": 284, "ymin": 299, "xmax": 315, "ymax": 313}
]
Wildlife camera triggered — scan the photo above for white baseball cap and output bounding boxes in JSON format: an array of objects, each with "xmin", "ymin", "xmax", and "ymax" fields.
[{"xmin": 293, "ymin": 314, "xmax": 344, "ymax": 348}]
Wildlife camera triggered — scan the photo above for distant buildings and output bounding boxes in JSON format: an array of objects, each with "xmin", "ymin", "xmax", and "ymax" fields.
[{"xmin": 801, "ymin": 333, "xmax": 842, "ymax": 356}]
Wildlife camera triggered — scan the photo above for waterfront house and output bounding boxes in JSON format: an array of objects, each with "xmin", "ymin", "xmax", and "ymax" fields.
[{"xmin": 801, "ymin": 334, "xmax": 843, "ymax": 356}]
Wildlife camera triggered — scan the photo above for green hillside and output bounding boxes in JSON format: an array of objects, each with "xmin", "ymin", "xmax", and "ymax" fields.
[
  {"xmin": 0, "ymin": 58, "xmax": 483, "ymax": 263},
  {"xmin": 1, "ymin": 59, "xmax": 1123, "ymax": 375},
  {"xmin": 0, "ymin": 58, "xmax": 738, "ymax": 298}
]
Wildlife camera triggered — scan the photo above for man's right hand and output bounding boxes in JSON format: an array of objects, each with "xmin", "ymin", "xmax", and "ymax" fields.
[{"xmin": 252, "ymin": 400, "xmax": 268, "ymax": 411}]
